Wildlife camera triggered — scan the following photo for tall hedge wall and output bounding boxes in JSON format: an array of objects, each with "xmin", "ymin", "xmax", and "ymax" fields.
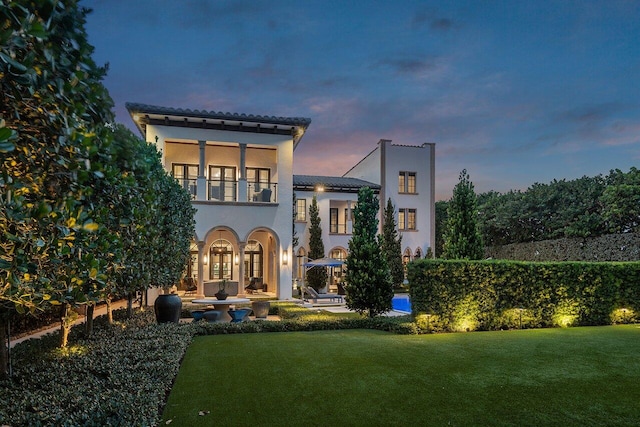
[{"xmin": 407, "ymin": 259, "xmax": 640, "ymax": 332}]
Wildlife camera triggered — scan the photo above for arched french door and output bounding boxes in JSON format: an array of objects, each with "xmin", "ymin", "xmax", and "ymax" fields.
[
  {"xmin": 244, "ymin": 240, "xmax": 263, "ymax": 281},
  {"xmin": 210, "ymin": 239, "xmax": 234, "ymax": 280},
  {"xmin": 329, "ymin": 248, "xmax": 347, "ymax": 293}
]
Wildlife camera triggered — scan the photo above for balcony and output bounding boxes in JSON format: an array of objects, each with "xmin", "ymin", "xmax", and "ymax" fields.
[{"xmin": 175, "ymin": 178, "xmax": 277, "ymax": 203}]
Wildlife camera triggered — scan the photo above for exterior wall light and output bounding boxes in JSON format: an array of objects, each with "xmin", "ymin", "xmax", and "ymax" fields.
[
  {"xmin": 282, "ymin": 250, "xmax": 288, "ymax": 265},
  {"xmin": 234, "ymin": 254, "xmax": 239, "ymax": 265}
]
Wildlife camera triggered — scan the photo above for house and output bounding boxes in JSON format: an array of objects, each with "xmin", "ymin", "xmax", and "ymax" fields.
[
  {"xmin": 293, "ymin": 139, "xmax": 436, "ymax": 289},
  {"xmin": 126, "ymin": 103, "xmax": 311, "ymax": 301},
  {"xmin": 126, "ymin": 103, "xmax": 435, "ymax": 300}
]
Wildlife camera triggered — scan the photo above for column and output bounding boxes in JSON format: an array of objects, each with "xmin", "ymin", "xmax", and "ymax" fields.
[
  {"xmin": 238, "ymin": 143, "xmax": 248, "ymax": 202},
  {"xmin": 347, "ymin": 200, "xmax": 353, "ymax": 234},
  {"xmin": 237, "ymin": 242, "xmax": 246, "ymax": 296},
  {"xmin": 197, "ymin": 140, "xmax": 207, "ymax": 201},
  {"xmin": 196, "ymin": 241, "xmax": 205, "ymax": 298}
]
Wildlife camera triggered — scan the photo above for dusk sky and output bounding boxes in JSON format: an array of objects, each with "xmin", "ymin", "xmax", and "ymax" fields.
[{"xmin": 83, "ymin": 0, "xmax": 640, "ymax": 200}]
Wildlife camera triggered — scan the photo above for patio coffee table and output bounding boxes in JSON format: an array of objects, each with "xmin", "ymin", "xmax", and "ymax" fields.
[{"xmin": 192, "ymin": 298, "xmax": 250, "ymax": 322}]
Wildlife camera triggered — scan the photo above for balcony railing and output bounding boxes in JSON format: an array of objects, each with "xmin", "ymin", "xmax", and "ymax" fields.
[
  {"xmin": 208, "ymin": 179, "xmax": 237, "ymax": 202},
  {"xmin": 177, "ymin": 178, "xmax": 197, "ymax": 200},
  {"xmin": 176, "ymin": 178, "xmax": 278, "ymax": 203},
  {"xmin": 248, "ymin": 182, "xmax": 277, "ymax": 203}
]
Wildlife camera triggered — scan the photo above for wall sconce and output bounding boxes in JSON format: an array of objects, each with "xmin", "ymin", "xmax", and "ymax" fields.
[
  {"xmin": 203, "ymin": 254, "xmax": 208, "ymax": 264},
  {"xmin": 234, "ymin": 254, "xmax": 239, "ymax": 265},
  {"xmin": 282, "ymin": 250, "xmax": 288, "ymax": 265}
]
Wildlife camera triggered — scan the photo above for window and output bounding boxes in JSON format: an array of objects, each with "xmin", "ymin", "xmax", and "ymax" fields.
[
  {"xmin": 330, "ymin": 208, "xmax": 338, "ymax": 233},
  {"xmin": 247, "ymin": 167, "xmax": 271, "ymax": 201},
  {"xmin": 173, "ymin": 163, "xmax": 199, "ymax": 199},
  {"xmin": 399, "ymin": 171, "xmax": 417, "ymax": 194},
  {"xmin": 210, "ymin": 239, "xmax": 233, "ymax": 280},
  {"xmin": 399, "ymin": 208, "xmax": 417, "ymax": 230},
  {"xmin": 208, "ymin": 165, "xmax": 236, "ymax": 201},
  {"xmin": 296, "ymin": 198, "xmax": 307, "ymax": 221},
  {"xmin": 244, "ymin": 240, "xmax": 263, "ymax": 280}
]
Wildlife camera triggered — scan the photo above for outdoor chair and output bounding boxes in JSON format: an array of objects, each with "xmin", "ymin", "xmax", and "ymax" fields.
[
  {"xmin": 304, "ymin": 286, "xmax": 343, "ymax": 303},
  {"xmin": 184, "ymin": 277, "xmax": 197, "ymax": 296}
]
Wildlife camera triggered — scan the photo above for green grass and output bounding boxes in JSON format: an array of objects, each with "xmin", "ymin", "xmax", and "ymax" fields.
[{"xmin": 162, "ymin": 325, "xmax": 640, "ymax": 426}]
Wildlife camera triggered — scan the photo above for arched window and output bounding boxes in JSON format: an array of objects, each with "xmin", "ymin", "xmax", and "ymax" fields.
[
  {"xmin": 329, "ymin": 248, "xmax": 348, "ymax": 287},
  {"xmin": 415, "ymin": 247, "xmax": 422, "ymax": 259},
  {"xmin": 210, "ymin": 239, "xmax": 233, "ymax": 280},
  {"xmin": 244, "ymin": 240, "xmax": 263, "ymax": 280}
]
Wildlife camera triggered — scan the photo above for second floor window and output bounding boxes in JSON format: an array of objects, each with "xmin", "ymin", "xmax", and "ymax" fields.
[
  {"xmin": 209, "ymin": 165, "xmax": 237, "ymax": 201},
  {"xmin": 247, "ymin": 167, "xmax": 271, "ymax": 202},
  {"xmin": 399, "ymin": 171, "xmax": 417, "ymax": 194},
  {"xmin": 399, "ymin": 208, "xmax": 417, "ymax": 230},
  {"xmin": 296, "ymin": 198, "xmax": 307, "ymax": 221},
  {"xmin": 172, "ymin": 163, "xmax": 198, "ymax": 199},
  {"xmin": 330, "ymin": 208, "xmax": 338, "ymax": 233}
]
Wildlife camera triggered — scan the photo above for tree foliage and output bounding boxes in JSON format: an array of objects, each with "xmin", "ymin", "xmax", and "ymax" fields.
[
  {"xmin": 0, "ymin": 0, "xmax": 195, "ymax": 362},
  {"xmin": 475, "ymin": 168, "xmax": 640, "ymax": 246},
  {"xmin": 381, "ymin": 198, "xmax": 404, "ymax": 288},
  {"xmin": 345, "ymin": 187, "xmax": 392, "ymax": 317},
  {"xmin": 443, "ymin": 170, "xmax": 484, "ymax": 260},
  {"xmin": 306, "ymin": 196, "xmax": 327, "ymax": 291}
]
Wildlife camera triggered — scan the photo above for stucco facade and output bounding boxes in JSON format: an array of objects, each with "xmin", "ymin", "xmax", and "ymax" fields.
[{"xmin": 127, "ymin": 103, "xmax": 310, "ymax": 301}]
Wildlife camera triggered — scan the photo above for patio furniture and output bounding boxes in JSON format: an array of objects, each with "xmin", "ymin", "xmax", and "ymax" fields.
[
  {"xmin": 203, "ymin": 310, "xmax": 221, "ymax": 322},
  {"xmin": 184, "ymin": 277, "xmax": 197, "ymax": 296},
  {"xmin": 244, "ymin": 277, "xmax": 263, "ymax": 294},
  {"xmin": 228, "ymin": 308, "xmax": 251, "ymax": 323},
  {"xmin": 192, "ymin": 298, "xmax": 251, "ymax": 322},
  {"xmin": 191, "ymin": 309, "xmax": 206, "ymax": 321},
  {"xmin": 304, "ymin": 286, "xmax": 343, "ymax": 303}
]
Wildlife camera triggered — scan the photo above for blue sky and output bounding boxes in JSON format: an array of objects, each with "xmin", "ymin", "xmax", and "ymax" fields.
[{"xmin": 83, "ymin": 0, "xmax": 640, "ymax": 200}]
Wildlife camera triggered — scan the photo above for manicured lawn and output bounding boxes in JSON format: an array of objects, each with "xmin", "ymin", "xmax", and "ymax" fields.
[{"xmin": 162, "ymin": 325, "xmax": 640, "ymax": 426}]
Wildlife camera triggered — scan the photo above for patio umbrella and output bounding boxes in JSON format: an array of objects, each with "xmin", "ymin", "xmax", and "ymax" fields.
[{"xmin": 303, "ymin": 257, "xmax": 345, "ymax": 268}]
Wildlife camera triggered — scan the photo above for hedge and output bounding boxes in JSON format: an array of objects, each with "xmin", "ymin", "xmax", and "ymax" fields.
[{"xmin": 408, "ymin": 259, "xmax": 640, "ymax": 332}]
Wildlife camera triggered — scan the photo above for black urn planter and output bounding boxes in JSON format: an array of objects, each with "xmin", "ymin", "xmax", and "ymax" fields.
[
  {"xmin": 154, "ymin": 293, "xmax": 182, "ymax": 323},
  {"xmin": 214, "ymin": 290, "xmax": 228, "ymax": 300}
]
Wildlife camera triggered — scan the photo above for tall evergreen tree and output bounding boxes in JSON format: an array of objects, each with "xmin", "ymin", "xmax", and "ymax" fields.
[
  {"xmin": 443, "ymin": 169, "xmax": 484, "ymax": 259},
  {"xmin": 382, "ymin": 198, "xmax": 404, "ymax": 288},
  {"xmin": 345, "ymin": 187, "xmax": 393, "ymax": 317},
  {"xmin": 306, "ymin": 196, "xmax": 327, "ymax": 291}
]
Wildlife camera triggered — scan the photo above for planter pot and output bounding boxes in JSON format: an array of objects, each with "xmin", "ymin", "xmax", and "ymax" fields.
[
  {"xmin": 251, "ymin": 301, "xmax": 270, "ymax": 319},
  {"xmin": 214, "ymin": 290, "xmax": 228, "ymax": 300},
  {"xmin": 154, "ymin": 293, "xmax": 182, "ymax": 324}
]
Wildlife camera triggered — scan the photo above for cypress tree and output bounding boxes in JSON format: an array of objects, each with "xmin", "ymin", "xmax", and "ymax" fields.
[
  {"xmin": 307, "ymin": 196, "xmax": 328, "ymax": 291},
  {"xmin": 443, "ymin": 169, "xmax": 484, "ymax": 259},
  {"xmin": 382, "ymin": 198, "xmax": 404, "ymax": 288},
  {"xmin": 345, "ymin": 187, "xmax": 393, "ymax": 317}
]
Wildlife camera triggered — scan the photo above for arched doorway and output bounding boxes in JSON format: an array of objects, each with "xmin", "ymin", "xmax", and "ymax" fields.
[
  {"xmin": 244, "ymin": 240, "xmax": 264, "ymax": 282},
  {"xmin": 329, "ymin": 248, "xmax": 347, "ymax": 293},
  {"xmin": 209, "ymin": 239, "xmax": 234, "ymax": 280}
]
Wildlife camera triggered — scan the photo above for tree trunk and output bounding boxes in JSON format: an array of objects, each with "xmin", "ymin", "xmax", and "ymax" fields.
[
  {"xmin": 0, "ymin": 318, "xmax": 8, "ymax": 380},
  {"xmin": 105, "ymin": 297, "xmax": 113, "ymax": 324},
  {"xmin": 85, "ymin": 303, "xmax": 95, "ymax": 337},
  {"xmin": 127, "ymin": 293, "xmax": 134, "ymax": 318},
  {"xmin": 60, "ymin": 302, "xmax": 71, "ymax": 348}
]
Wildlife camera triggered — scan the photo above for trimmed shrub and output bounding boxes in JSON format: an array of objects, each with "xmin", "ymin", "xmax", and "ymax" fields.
[{"xmin": 408, "ymin": 259, "xmax": 640, "ymax": 332}]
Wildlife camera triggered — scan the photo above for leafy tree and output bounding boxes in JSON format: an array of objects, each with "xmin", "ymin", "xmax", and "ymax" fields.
[
  {"xmin": 345, "ymin": 187, "xmax": 393, "ymax": 317},
  {"xmin": 306, "ymin": 196, "xmax": 327, "ymax": 291},
  {"xmin": 443, "ymin": 169, "xmax": 484, "ymax": 259},
  {"xmin": 434, "ymin": 200, "xmax": 449, "ymax": 256},
  {"xmin": 1, "ymin": 0, "xmax": 116, "ymax": 355},
  {"xmin": 292, "ymin": 192, "xmax": 299, "ymax": 249},
  {"xmin": 381, "ymin": 198, "xmax": 404, "ymax": 288},
  {"xmin": 602, "ymin": 167, "xmax": 640, "ymax": 233}
]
